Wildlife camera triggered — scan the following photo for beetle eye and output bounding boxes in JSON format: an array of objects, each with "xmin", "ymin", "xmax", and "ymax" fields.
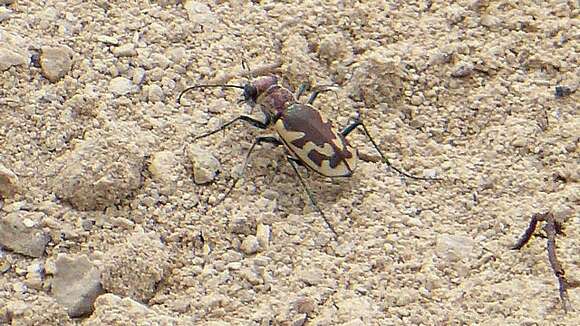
[{"xmin": 243, "ymin": 84, "xmax": 258, "ymax": 103}]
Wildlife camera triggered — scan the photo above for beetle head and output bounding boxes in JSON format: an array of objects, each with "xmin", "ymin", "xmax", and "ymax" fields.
[{"xmin": 242, "ymin": 83, "xmax": 259, "ymax": 105}]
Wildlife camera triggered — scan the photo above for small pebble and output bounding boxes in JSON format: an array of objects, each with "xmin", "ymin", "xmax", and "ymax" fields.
[
  {"xmin": 112, "ymin": 43, "xmax": 137, "ymax": 57},
  {"xmin": 0, "ymin": 163, "xmax": 19, "ymax": 198},
  {"xmin": 96, "ymin": 35, "xmax": 119, "ymax": 45},
  {"xmin": 109, "ymin": 77, "xmax": 134, "ymax": 96},
  {"xmin": 52, "ymin": 254, "xmax": 103, "ymax": 317},
  {"xmin": 40, "ymin": 45, "xmax": 73, "ymax": 82},
  {"xmin": 240, "ymin": 235, "xmax": 259, "ymax": 255},
  {"xmin": 188, "ymin": 144, "xmax": 221, "ymax": 185},
  {"xmin": 256, "ymin": 224, "xmax": 271, "ymax": 250},
  {"xmin": 451, "ymin": 61, "xmax": 474, "ymax": 78},
  {"xmin": 147, "ymin": 84, "xmax": 164, "ymax": 102},
  {"xmin": 0, "ymin": 211, "xmax": 49, "ymax": 258}
]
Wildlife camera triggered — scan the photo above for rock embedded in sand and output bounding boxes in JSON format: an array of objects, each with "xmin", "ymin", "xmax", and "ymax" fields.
[
  {"xmin": 109, "ymin": 76, "xmax": 134, "ymax": 96},
  {"xmin": 100, "ymin": 229, "xmax": 170, "ymax": 303},
  {"xmin": 188, "ymin": 144, "xmax": 221, "ymax": 185},
  {"xmin": 0, "ymin": 46, "xmax": 27, "ymax": 70},
  {"xmin": 24, "ymin": 260, "xmax": 45, "ymax": 290},
  {"xmin": 131, "ymin": 67, "xmax": 146, "ymax": 84},
  {"xmin": 349, "ymin": 47, "xmax": 407, "ymax": 106},
  {"xmin": 0, "ymin": 163, "xmax": 19, "ymax": 198},
  {"xmin": 95, "ymin": 35, "xmax": 119, "ymax": 45},
  {"xmin": 40, "ymin": 45, "xmax": 73, "ymax": 82},
  {"xmin": 435, "ymin": 234, "xmax": 475, "ymax": 262},
  {"xmin": 256, "ymin": 223, "xmax": 271, "ymax": 250},
  {"xmin": 184, "ymin": 1, "xmax": 218, "ymax": 30},
  {"xmin": 318, "ymin": 33, "xmax": 349, "ymax": 63},
  {"xmin": 450, "ymin": 61, "xmax": 474, "ymax": 78},
  {"xmin": 0, "ymin": 295, "xmax": 72, "ymax": 325},
  {"xmin": 0, "ymin": 7, "xmax": 12, "ymax": 23},
  {"xmin": 148, "ymin": 150, "xmax": 181, "ymax": 195},
  {"xmin": 111, "ymin": 43, "xmax": 137, "ymax": 57},
  {"xmin": 51, "ymin": 254, "xmax": 103, "ymax": 317},
  {"xmin": 0, "ymin": 30, "xmax": 29, "ymax": 71},
  {"xmin": 298, "ymin": 268, "xmax": 324, "ymax": 286},
  {"xmin": 84, "ymin": 293, "xmax": 182, "ymax": 325},
  {"xmin": 229, "ymin": 215, "xmax": 255, "ymax": 235},
  {"xmin": 240, "ymin": 235, "xmax": 259, "ymax": 255},
  {"xmin": 0, "ymin": 211, "xmax": 49, "ymax": 258},
  {"xmin": 51, "ymin": 125, "xmax": 149, "ymax": 210},
  {"xmin": 146, "ymin": 84, "xmax": 164, "ymax": 102},
  {"xmin": 294, "ymin": 296, "xmax": 316, "ymax": 314}
]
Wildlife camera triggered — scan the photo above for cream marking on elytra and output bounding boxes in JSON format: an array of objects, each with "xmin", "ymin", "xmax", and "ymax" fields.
[
  {"xmin": 299, "ymin": 142, "xmax": 335, "ymax": 157},
  {"xmin": 345, "ymin": 148, "xmax": 358, "ymax": 172},
  {"xmin": 319, "ymin": 160, "xmax": 351, "ymax": 177},
  {"xmin": 331, "ymin": 137, "xmax": 345, "ymax": 151}
]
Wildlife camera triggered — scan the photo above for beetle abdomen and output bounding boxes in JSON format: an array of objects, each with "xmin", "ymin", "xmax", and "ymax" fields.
[{"xmin": 275, "ymin": 104, "xmax": 358, "ymax": 177}]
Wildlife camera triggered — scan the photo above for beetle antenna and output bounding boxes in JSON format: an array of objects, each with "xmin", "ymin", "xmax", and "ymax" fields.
[
  {"xmin": 241, "ymin": 58, "xmax": 254, "ymax": 80},
  {"xmin": 240, "ymin": 58, "xmax": 258, "ymax": 114},
  {"xmin": 177, "ymin": 84, "xmax": 244, "ymax": 105}
]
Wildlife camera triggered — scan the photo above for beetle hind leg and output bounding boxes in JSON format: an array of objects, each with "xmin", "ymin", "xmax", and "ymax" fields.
[
  {"xmin": 286, "ymin": 156, "xmax": 338, "ymax": 238},
  {"xmin": 341, "ymin": 115, "xmax": 441, "ymax": 181}
]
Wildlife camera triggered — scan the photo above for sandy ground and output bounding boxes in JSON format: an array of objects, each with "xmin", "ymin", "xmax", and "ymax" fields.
[{"xmin": 0, "ymin": 0, "xmax": 578, "ymax": 325}]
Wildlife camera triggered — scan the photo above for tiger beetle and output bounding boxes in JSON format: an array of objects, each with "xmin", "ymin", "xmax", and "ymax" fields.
[{"xmin": 178, "ymin": 74, "xmax": 440, "ymax": 238}]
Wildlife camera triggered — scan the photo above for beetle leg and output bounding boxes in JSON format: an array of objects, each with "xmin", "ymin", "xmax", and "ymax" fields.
[
  {"xmin": 217, "ymin": 136, "xmax": 282, "ymax": 205},
  {"xmin": 341, "ymin": 116, "xmax": 441, "ymax": 181},
  {"xmin": 296, "ymin": 83, "xmax": 310, "ymax": 100},
  {"xmin": 285, "ymin": 155, "xmax": 311, "ymax": 177},
  {"xmin": 241, "ymin": 58, "xmax": 251, "ymax": 73},
  {"xmin": 307, "ymin": 90, "xmax": 324, "ymax": 104},
  {"xmin": 195, "ymin": 115, "xmax": 271, "ymax": 140},
  {"xmin": 307, "ymin": 86, "xmax": 339, "ymax": 105},
  {"xmin": 340, "ymin": 118, "xmax": 362, "ymax": 138},
  {"xmin": 284, "ymin": 155, "xmax": 305, "ymax": 166},
  {"xmin": 286, "ymin": 155, "xmax": 338, "ymax": 238}
]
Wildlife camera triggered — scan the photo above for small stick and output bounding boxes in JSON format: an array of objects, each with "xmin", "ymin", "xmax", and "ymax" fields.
[
  {"xmin": 511, "ymin": 212, "xmax": 544, "ymax": 250},
  {"xmin": 512, "ymin": 212, "xmax": 575, "ymax": 313}
]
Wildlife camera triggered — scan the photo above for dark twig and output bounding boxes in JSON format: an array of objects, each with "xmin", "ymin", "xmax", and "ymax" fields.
[
  {"xmin": 511, "ymin": 213, "xmax": 543, "ymax": 250},
  {"xmin": 511, "ymin": 212, "xmax": 575, "ymax": 313}
]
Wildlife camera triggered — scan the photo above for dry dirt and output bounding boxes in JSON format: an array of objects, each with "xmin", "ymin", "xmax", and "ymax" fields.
[{"xmin": 0, "ymin": 0, "xmax": 579, "ymax": 325}]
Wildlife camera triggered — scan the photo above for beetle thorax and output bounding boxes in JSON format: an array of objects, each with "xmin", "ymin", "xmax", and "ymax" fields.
[
  {"xmin": 252, "ymin": 76, "xmax": 278, "ymax": 96},
  {"xmin": 257, "ymin": 85, "xmax": 295, "ymax": 119}
]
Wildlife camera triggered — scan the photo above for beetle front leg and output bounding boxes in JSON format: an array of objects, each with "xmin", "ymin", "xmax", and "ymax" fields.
[
  {"xmin": 195, "ymin": 115, "xmax": 271, "ymax": 140},
  {"xmin": 295, "ymin": 83, "xmax": 310, "ymax": 100},
  {"xmin": 339, "ymin": 113, "xmax": 363, "ymax": 138}
]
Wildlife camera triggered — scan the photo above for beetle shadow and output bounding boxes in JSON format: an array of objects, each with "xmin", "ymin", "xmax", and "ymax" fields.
[{"xmin": 264, "ymin": 162, "xmax": 358, "ymax": 215}]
